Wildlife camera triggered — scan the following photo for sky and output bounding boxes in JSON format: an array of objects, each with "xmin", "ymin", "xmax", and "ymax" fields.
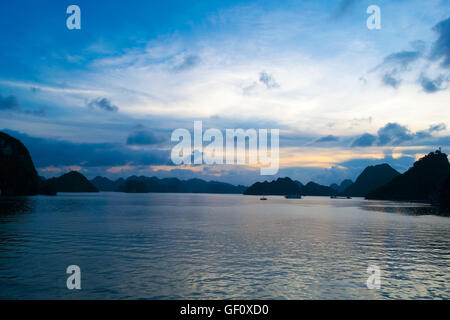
[{"xmin": 0, "ymin": 0, "xmax": 449, "ymax": 186}]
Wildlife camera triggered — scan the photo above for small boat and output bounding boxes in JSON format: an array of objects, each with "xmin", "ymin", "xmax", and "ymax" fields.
[
  {"xmin": 260, "ymin": 196, "xmax": 267, "ymax": 200},
  {"xmin": 285, "ymin": 194, "xmax": 302, "ymax": 199}
]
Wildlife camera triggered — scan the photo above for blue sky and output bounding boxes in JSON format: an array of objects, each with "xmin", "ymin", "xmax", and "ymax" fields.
[{"xmin": 0, "ymin": 0, "xmax": 449, "ymax": 185}]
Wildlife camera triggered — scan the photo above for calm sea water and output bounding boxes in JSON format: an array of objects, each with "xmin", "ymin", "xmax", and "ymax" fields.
[{"xmin": 0, "ymin": 193, "xmax": 448, "ymax": 299}]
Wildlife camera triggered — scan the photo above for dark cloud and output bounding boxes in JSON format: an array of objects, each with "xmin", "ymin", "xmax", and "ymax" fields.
[
  {"xmin": 410, "ymin": 40, "xmax": 427, "ymax": 53},
  {"xmin": 259, "ymin": 71, "xmax": 280, "ymax": 89},
  {"xmin": 419, "ymin": 74, "xmax": 448, "ymax": 93},
  {"xmin": 2, "ymin": 129, "xmax": 169, "ymax": 169},
  {"xmin": 430, "ymin": 17, "xmax": 450, "ymax": 67},
  {"xmin": 0, "ymin": 94, "xmax": 20, "ymax": 110},
  {"xmin": 375, "ymin": 49, "xmax": 422, "ymax": 89},
  {"xmin": 382, "ymin": 51, "xmax": 422, "ymax": 69},
  {"xmin": 285, "ymin": 122, "xmax": 449, "ymax": 149},
  {"xmin": 382, "ymin": 71, "xmax": 401, "ymax": 88},
  {"xmin": 372, "ymin": 17, "xmax": 450, "ymax": 92},
  {"xmin": 377, "ymin": 123, "xmax": 413, "ymax": 146},
  {"xmin": 429, "ymin": 123, "xmax": 446, "ymax": 132},
  {"xmin": 126, "ymin": 130, "xmax": 162, "ymax": 145},
  {"xmin": 23, "ymin": 108, "xmax": 46, "ymax": 117},
  {"xmin": 333, "ymin": 0, "xmax": 357, "ymax": 18},
  {"xmin": 351, "ymin": 122, "xmax": 448, "ymax": 147},
  {"xmin": 351, "ymin": 133, "xmax": 377, "ymax": 147},
  {"xmin": 315, "ymin": 135, "xmax": 339, "ymax": 143},
  {"xmin": 0, "ymin": 94, "xmax": 45, "ymax": 115},
  {"xmin": 173, "ymin": 55, "xmax": 200, "ymax": 72},
  {"xmin": 87, "ymin": 98, "xmax": 118, "ymax": 112},
  {"xmin": 416, "ymin": 123, "xmax": 447, "ymax": 139}
]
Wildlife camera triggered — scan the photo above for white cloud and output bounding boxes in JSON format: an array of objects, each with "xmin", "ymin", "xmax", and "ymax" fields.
[{"xmin": 2, "ymin": 0, "xmax": 449, "ymax": 140}]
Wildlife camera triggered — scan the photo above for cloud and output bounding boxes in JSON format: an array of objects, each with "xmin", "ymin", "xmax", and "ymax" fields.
[
  {"xmin": 1, "ymin": 3, "xmax": 447, "ymax": 159},
  {"xmin": 259, "ymin": 71, "xmax": 279, "ymax": 89},
  {"xmin": 382, "ymin": 71, "xmax": 401, "ymax": 89},
  {"xmin": 2, "ymin": 129, "xmax": 169, "ymax": 170},
  {"xmin": 372, "ymin": 17, "xmax": 450, "ymax": 92},
  {"xmin": 315, "ymin": 135, "xmax": 339, "ymax": 143},
  {"xmin": 173, "ymin": 55, "xmax": 200, "ymax": 72},
  {"xmin": 333, "ymin": 0, "xmax": 357, "ymax": 18},
  {"xmin": 351, "ymin": 122, "xmax": 448, "ymax": 147},
  {"xmin": 0, "ymin": 94, "xmax": 20, "ymax": 110},
  {"xmin": 351, "ymin": 133, "xmax": 377, "ymax": 147},
  {"xmin": 430, "ymin": 17, "xmax": 450, "ymax": 67},
  {"xmin": 419, "ymin": 74, "xmax": 448, "ymax": 93},
  {"xmin": 416, "ymin": 123, "xmax": 447, "ymax": 138},
  {"xmin": 0, "ymin": 94, "xmax": 45, "ymax": 115},
  {"xmin": 242, "ymin": 71, "xmax": 280, "ymax": 94},
  {"xmin": 242, "ymin": 82, "xmax": 258, "ymax": 95},
  {"xmin": 382, "ymin": 51, "xmax": 422, "ymax": 69},
  {"xmin": 87, "ymin": 98, "xmax": 119, "ymax": 112},
  {"xmin": 126, "ymin": 130, "xmax": 162, "ymax": 145},
  {"xmin": 410, "ymin": 40, "xmax": 427, "ymax": 53},
  {"xmin": 377, "ymin": 123, "xmax": 414, "ymax": 146},
  {"xmin": 429, "ymin": 123, "xmax": 446, "ymax": 132},
  {"xmin": 374, "ymin": 49, "xmax": 423, "ymax": 89}
]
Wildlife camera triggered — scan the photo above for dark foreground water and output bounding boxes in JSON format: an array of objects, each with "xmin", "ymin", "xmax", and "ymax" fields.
[{"xmin": 0, "ymin": 193, "xmax": 448, "ymax": 299}]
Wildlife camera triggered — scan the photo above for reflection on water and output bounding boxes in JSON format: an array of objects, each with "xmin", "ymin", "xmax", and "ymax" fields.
[
  {"xmin": 360, "ymin": 200, "xmax": 440, "ymax": 216},
  {"xmin": 0, "ymin": 193, "xmax": 448, "ymax": 299},
  {"xmin": 0, "ymin": 197, "xmax": 35, "ymax": 216}
]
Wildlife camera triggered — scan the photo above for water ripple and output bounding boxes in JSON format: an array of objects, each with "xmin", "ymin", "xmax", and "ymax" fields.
[{"xmin": 0, "ymin": 193, "xmax": 448, "ymax": 299}]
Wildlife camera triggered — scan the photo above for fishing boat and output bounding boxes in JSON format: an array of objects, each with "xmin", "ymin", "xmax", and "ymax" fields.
[{"xmin": 330, "ymin": 195, "xmax": 352, "ymax": 199}]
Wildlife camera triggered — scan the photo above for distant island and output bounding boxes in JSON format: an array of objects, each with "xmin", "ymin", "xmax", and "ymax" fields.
[
  {"xmin": 92, "ymin": 175, "xmax": 247, "ymax": 194},
  {"xmin": 242, "ymin": 164, "xmax": 400, "ymax": 198},
  {"xmin": 243, "ymin": 177, "xmax": 301, "ymax": 195},
  {"xmin": 300, "ymin": 181, "xmax": 337, "ymax": 196},
  {"xmin": 330, "ymin": 179, "xmax": 353, "ymax": 193},
  {"xmin": 342, "ymin": 164, "xmax": 400, "ymax": 197},
  {"xmin": 0, "ymin": 131, "xmax": 449, "ymax": 214},
  {"xmin": 44, "ymin": 171, "xmax": 99, "ymax": 193}
]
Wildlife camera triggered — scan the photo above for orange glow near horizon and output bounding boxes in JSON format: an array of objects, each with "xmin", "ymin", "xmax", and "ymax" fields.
[{"xmin": 40, "ymin": 146, "xmax": 437, "ymax": 176}]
